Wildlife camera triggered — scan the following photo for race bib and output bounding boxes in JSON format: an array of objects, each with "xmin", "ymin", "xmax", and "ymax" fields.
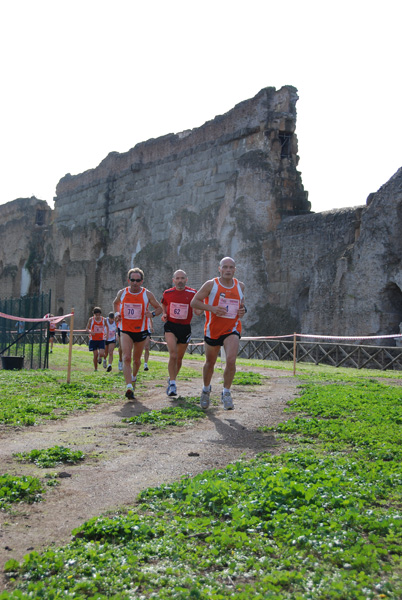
[
  {"xmin": 218, "ymin": 297, "xmax": 239, "ymax": 319},
  {"xmin": 93, "ymin": 324, "xmax": 104, "ymax": 334},
  {"xmin": 124, "ymin": 303, "xmax": 142, "ymax": 319},
  {"xmin": 170, "ymin": 302, "xmax": 189, "ymax": 320}
]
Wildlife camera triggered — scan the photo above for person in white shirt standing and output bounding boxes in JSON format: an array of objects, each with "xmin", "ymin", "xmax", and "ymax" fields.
[{"xmin": 104, "ymin": 312, "xmax": 117, "ymax": 372}]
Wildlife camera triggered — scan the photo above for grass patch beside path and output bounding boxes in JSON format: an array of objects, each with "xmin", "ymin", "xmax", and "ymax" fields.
[
  {"xmin": 0, "ymin": 347, "xmax": 201, "ymax": 426},
  {"xmin": 0, "ymin": 370, "xmax": 118, "ymax": 426},
  {"xmin": 14, "ymin": 446, "xmax": 85, "ymax": 469},
  {"xmin": 0, "ymin": 474, "xmax": 44, "ymax": 510},
  {"xmin": 3, "ymin": 366, "xmax": 402, "ymax": 598},
  {"xmin": 123, "ymin": 396, "xmax": 206, "ymax": 429}
]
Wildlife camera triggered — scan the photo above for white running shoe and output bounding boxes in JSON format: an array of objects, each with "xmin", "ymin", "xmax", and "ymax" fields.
[
  {"xmin": 103, "ymin": 358, "xmax": 107, "ymax": 368},
  {"xmin": 167, "ymin": 382, "xmax": 177, "ymax": 397},
  {"xmin": 200, "ymin": 387, "xmax": 211, "ymax": 409},
  {"xmin": 118, "ymin": 361, "xmax": 123, "ymax": 372},
  {"xmin": 107, "ymin": 364, "xmax": 112, "ymax": 372},
  {"xmin": 221, "ymin": 390, "xmax": 234, "ymax": 410}
]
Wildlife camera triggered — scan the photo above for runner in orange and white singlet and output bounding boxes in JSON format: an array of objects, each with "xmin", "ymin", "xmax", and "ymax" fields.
[
  {"xmin": 113, "ymin": 268, "xmax": 162, "ymax": 401},
  {"xmin": 46, "ymin": 314, "xmax": 56, "ymax": 353},
  {"xmin": 161, "ymin": 269, "xmax": 203, "ymax": 398},
  {"xmin": 104, "ymin": 312, "xmax": 118, "ymax": 372},
  {"xmin": 190, "ymin": 257, "xmax": 246, "ymax": 411},
  {"xmin": 203, "ymin": 277, "xmax": 243, "ymax": 340},
  {"xmin": 86, "ymin": 307, "xmax": 109, "ymax": 371}
]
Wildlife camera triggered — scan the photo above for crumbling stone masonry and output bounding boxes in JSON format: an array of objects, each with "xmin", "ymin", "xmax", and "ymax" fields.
[{"xmin": 1, "ymin": 85, "xmax": 401, "ymax": 342}]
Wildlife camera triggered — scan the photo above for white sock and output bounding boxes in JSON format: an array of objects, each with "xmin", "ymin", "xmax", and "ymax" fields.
[
  {"xmin": 223, "ymin": 388, "xmax": 230, "ymax": 394},
  {"xmin": 144, "ymin": 363, "xmax": 148, "ymax": 368},
  {"xmin": 132, "ymin": 375, "xmax": 137, "ymax": 382},
  {"xmin": 126, "ymin": 383, "xmax": 133, "ymax": 389},
  {"xmin": 203, "ymin": 385, "xmax": 211, "ymax": 392},
  {"xmin": 170, "ymin": 380, "xmax": 176, "ymax": 385}
]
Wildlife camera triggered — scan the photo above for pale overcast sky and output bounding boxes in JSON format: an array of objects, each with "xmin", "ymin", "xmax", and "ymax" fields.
[{"xmin": 0, "ymin": 0, "xmax": 400, "ymax": 213}]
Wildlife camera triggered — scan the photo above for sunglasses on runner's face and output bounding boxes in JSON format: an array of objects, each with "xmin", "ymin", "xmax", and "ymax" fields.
[{"xmin": 130, "ymin": 278, "xmax": 142, "ymax": 282}]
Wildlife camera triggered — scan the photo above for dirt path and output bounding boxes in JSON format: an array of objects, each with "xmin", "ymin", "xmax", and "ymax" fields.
[{"xmin": 0, "ymin": 359, "xmax": 298, "ymax": 591}]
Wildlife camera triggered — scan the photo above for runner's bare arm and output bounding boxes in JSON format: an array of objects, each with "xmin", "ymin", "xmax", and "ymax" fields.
[
  {"xmin": 238, "ymin": 282, "xmax": 246, "ymax": 318},
  {"xmin": 190, "ymin": 280, "xmax": 226, "ymax": 316},
  {"xmin": 161, "ymin": 299, "xmax": 168, "ymax": 322},
  {"xmin": 145, "ymin": 292, "xmax": 163, "ymax": 318},
  {"xmin": 113, "ymin": 289, "xmax": 124, "ymax": 317}
]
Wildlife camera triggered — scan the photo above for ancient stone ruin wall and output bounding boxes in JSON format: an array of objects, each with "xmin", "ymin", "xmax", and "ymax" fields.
[
  {"xmin": 1, "ymin": 85, "xmax": 401, "ymax": 342},
  {"xmin": 267, "ymin": 168, "xmax": 402, "ymax": 338},
  {"xmin": 44, "ymin": 85, "xmax": 309, "ymax": 332},
  {"xmin": 0, "ymin": 198, "xmax": 52, "ymax": 299},
  {"xmin": 339, "ymin": 168, "xmax": 402, "ymax": 338}
]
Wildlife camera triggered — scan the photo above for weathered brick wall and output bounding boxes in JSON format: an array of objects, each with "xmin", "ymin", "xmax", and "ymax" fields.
[
  {"xmin": 0, "ymin": 198, "xmax": 51, "ymax": 299},
  {"xmin": 45, "ymin": 85, "xmax": 309, "ymax": 331},
  {"xmin": 1, "ymin": 86, "xmax": 401, "ymax": 341}
]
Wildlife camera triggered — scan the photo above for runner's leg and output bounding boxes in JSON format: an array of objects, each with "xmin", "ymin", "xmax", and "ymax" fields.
[
  {"xmin": 121, "ymin": 333, "xmax": 134, "ymax": 385},
  {"xmin": 132, "ymin": 339, "xmax": 147, "ymax": 380},
  {"xmin": 222, "ymin": 334, "xmax": 240, "ymax": 389},
  {"xmin": 176, "ymin": 342, "xmax": 188, "ymax": 378},
  {"xmin": 165, "ymin": 332, "xmax": 179, "ymax": 381},
  {"xmin": 203, "ymin": 343, "xmax": 221, "ymax": 388}
]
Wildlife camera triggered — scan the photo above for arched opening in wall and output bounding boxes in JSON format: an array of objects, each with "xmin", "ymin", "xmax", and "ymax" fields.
[
  {"xmin": 295, "ymin": 287, "xmax": 310, "ymax": 327},
  {"xmin": 379, "ymin": 282, "xmax": 402, "ymax": 342},
  {"xmin": 278, "ymin": 132, "xmax": 293, "ymax": 159},
  {"xmin": 396, "ymin": 200, "xmax": 402, "ymax": 251},
  {"xmin": 35, "ymin": 210, "xmax": 45, "ymax": 226},
  {"xmin": 58, "ymin": 307, "xmax": 63, "ymax": 316},
  {"xmin": 56, "ymin": 249, "xmax": 69, "ymax": 314}
]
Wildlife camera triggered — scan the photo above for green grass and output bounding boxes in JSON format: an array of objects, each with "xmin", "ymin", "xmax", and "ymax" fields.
[
  {"xmin": 3, "ymin": 350, "xmax": 402, "ymax": 598},
  {"xmin": 14, "ymin": 446, "xmax": 85, "ymax": 468},
  {"xmin": 0, "ymin": 346, "xmax": 200, "ymax": 426},
  {"xmin": 0, "ymin": 474, "xmax": 44, "ymax": 509},
  {"xmin": 123, "ymin": 396, "xmax": 206, "ymax": 428},
  {"xmin": 232, "ymin": 371, "xmax": 265, "ymax": 385}
]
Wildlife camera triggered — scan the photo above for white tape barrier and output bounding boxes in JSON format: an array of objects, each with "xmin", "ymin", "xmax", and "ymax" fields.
[
  {"xmin": 0, "ymin": 311, "xmax": 72, "ymax": 324},
  {"xmin": 1, "ymin": 311, "xmax": 401, "ymax": 343}
]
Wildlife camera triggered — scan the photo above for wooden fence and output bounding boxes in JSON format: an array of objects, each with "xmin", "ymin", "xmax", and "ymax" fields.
[{"xmin": 57, "ymin": 333, "xmax": 402, "ymax": 371}]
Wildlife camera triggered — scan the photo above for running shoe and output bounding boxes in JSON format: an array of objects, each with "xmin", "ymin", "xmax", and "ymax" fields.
[
  {"xmin": 107, "ymin": 364, "xmax": 112, "ymax": 372},
  {"xmin": 221, "ymin": 390, "xmax": 234, "ymax": 410},
  {"xmin": 103, "ymin": 358, "xmax": 107, "ymax": 369},
  {"xmin": 144, "ymin": 364, "xmax": 149, "ymax": 371},
  {"xmin": 98, "ymin": 356, "xmax": 102, "ymax": 364},
  {"xmin": 167, "ymin": 382, "xmax": 177, "ymax": 397},
  {"xmin": 200, "ymin": 387, "xmax": 211, "ymax": 409},
  {"xmin": 118, "ymin": 361, "xmax": 123, "ymax": 371},
  {"xmin": 125, "ymin": 387, "xmax": 135, "ymax": 400}
]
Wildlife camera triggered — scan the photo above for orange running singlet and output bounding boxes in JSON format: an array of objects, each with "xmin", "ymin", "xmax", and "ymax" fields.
[
  {"xmin": 120, "ymin": 287, "xmax": 149, "ymax": 333},
  {"xmin": 204, "ymin": 277, "xmax": 243, "ymax": 339},
  {"xmin": 89, "ymin": 317, "xmax": 106, "ymax": 341}
]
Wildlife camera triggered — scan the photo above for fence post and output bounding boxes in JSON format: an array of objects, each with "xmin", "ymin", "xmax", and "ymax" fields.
[
  {"xmin": 293, "ymin": 332, "xmax": 297, "ymax": 376},
  {"xmin": 67, "ymin": 308, "xmax": 74, "ymax": 384}
]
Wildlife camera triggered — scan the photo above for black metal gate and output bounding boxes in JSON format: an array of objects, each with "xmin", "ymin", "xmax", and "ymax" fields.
[{"xmin": 0, "ymin": 291, "xmax": 51, "ymax": 370}]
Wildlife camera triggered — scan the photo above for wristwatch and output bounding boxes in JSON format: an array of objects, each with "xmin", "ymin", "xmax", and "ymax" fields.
[{"xmin": 151, "ymin": 311, "xmax": 156, "ymax": 318}]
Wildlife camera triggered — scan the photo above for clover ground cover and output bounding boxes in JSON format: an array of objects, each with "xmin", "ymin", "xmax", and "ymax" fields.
[{"xmin": 2, "ymin": 367, "xmax": 402, "ymax": 598}]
